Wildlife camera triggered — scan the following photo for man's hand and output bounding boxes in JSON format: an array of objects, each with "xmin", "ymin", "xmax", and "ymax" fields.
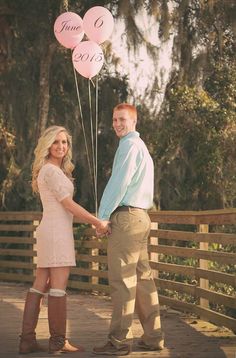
[{"xmin": 95, "ymin": 220, "xmax": 111, "ymax": 237}]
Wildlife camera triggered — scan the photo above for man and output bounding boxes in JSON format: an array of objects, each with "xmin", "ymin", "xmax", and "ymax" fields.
[{"xmin": 93, "ymin": 103, "xmax": 164, "ymax": 356}]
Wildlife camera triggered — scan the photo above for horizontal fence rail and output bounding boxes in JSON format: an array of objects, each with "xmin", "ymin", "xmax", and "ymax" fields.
[{"xmin": 0, "ymin": 210, "xmax": 236, "ymax": 332}]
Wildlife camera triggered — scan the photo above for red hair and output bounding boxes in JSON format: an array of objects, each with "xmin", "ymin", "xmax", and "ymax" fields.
[{"xmin": 113, "ymin": 103, "xmax": 137, "ymax": 121}]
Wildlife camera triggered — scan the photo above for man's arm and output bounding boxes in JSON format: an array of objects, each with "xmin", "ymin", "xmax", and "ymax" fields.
[{"xmin": 98, "ymin": 143, "xmax": 140, "ymax": 220}]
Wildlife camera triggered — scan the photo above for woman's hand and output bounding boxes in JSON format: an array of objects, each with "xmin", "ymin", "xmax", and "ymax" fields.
[{"xmin": 95, "ymin": 220, "xmax": 111, "ymax": 237}]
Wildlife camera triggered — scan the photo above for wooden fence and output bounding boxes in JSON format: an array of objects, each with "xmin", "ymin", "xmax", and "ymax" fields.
[{"xmin": 0, "ymin": 210, "xmax": 236, "ymax": 332}]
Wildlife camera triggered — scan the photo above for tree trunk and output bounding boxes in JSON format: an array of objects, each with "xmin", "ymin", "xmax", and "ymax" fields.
[{"xmin": 36, "ymin": 41, "xmax": 56, "ymax": 139}]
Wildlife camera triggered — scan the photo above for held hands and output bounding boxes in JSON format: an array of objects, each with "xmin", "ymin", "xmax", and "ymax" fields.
[{"xmin": 95, "ymin": 220, "xmax": 111, "ymax": 237}]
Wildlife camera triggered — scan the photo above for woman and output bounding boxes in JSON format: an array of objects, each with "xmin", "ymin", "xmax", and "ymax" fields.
[{"xmin": 19, "ymin": 125, "xmax": 110, "ymax": 354}]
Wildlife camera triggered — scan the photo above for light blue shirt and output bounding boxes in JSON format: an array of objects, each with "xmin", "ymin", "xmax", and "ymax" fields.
[{"xmin": 98, "ymin": 131, "xmax": 154, "ymax": 220}]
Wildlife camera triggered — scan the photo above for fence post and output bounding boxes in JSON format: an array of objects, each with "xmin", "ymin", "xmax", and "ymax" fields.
[
  {"xmin": 32, "ymin": 220, "xmax": 39, "ymax": 279},
  {"xmin": 149, "ymin": 220, "xmax": 159, "ymax": 279},
  {"xmin": 88, "ymin": 243, "xmax": 99, "ymax": 287},
  {"xmin": 198, "ymin": 223, "xmax": 209, "ymax": 314}
]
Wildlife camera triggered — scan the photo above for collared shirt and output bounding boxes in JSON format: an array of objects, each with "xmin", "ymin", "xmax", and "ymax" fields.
[{"xmin": 98, "ymin": 131, "xmax": 154, "ymax": 220}]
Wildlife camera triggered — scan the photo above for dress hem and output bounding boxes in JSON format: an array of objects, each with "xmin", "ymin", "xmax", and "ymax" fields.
[{"xmin": 37, "ymin": 263, "xmax": 76, "ymax": 268}]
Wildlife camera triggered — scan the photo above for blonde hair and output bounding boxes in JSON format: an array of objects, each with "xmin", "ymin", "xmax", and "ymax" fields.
[{"xmin": 32, "ymin": 125, "xmax": 74, "ymax": 193}]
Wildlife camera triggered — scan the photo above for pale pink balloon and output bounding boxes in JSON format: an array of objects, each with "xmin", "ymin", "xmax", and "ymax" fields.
[
  {"xmin": 54, "ymin": 12, "xmax": 84, "ymax": 49},
  {"xmin": 83, "ymin": 6, "xmax": 114, "ymax": 44},
  {"xmin": 72, "ymin": 41, "xmax": 104, "ymax": 79}
]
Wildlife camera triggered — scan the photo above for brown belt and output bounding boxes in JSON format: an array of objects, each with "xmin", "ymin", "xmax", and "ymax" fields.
[{"xmin": 113, "ymin": 206, "xmax": 146, "ymax": 213}]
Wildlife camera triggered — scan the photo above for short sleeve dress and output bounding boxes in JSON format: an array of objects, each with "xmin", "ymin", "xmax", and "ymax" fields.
[{"xmin": 35, "ymin": 163, "xmax": 76, "ymax": 268}]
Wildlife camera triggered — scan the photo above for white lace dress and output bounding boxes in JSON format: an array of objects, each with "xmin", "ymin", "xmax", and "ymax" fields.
[{"xmin": 35, "ymin": 163, "xmax": 76, "ymax": 267}]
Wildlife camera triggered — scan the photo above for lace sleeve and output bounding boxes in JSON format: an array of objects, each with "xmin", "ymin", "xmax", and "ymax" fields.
[{"xmin": 44, "ymin": 166, "xmax": 71, "ymax": 202}]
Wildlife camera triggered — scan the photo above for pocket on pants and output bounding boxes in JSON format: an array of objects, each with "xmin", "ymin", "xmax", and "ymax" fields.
[{"xmin": 113, "ymin": 212, "xmax": 131, "ymax": 232}]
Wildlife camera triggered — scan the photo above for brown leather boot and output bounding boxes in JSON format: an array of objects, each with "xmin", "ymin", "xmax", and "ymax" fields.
[
  {"xmin": 19, "ymin": 291, "xmax": 46, "ymax": 354},
  {"xmin": 48, "ymin": 295, "xmax": 84, "ymax": 354}
]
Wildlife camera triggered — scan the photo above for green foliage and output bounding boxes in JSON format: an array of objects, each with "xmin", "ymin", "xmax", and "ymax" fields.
[
  {"xmin": 0, "ymin": 117, "xmax": 21, "ymax": 209},
  {"xmin": 155, "ymin": 58, "xmax": 236, "ymax": 210}
]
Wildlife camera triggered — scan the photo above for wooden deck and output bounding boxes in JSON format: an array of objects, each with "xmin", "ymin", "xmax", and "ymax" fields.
[{"xmin": 0, "ymin": 283, "xmax": 235, "ymax": 358}]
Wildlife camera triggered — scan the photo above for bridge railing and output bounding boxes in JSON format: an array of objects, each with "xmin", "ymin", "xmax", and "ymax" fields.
[{"xmin": 0, "ymin": 210, "xmax": 235, "ymax": 332}]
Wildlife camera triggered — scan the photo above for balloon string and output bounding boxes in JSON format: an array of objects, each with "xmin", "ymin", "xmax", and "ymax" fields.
[
  {"xmin": 72, "ymin": 61, "xmax": 94, "ymax": 197},
  {"xmin": 88, "ymin": 80, "xmax": 97, "ymax": 211},
  {"xmin": 95, "ymin": 77, "xmax": 99, "ymax": 216}
]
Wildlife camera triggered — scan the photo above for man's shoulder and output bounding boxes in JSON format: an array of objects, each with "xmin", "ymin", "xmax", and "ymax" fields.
[
  {"xmin": 122, "ymin": 134, "xmax": 143, "ymax": 147},
  {"xmin": 119, "ymin": 137, "xmax": 141, "ymax": 154}
]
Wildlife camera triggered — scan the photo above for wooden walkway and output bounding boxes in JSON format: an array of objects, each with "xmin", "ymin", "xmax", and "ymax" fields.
[{"xmin": 0, "ymin": 283, "xmax": 235, "ymax": 358}]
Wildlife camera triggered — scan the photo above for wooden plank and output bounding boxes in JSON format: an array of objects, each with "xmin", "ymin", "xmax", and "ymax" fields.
[
  {"xmin": 155, "ymin": 278, "xmax": 196, "ymax": 296},
  {"xmin": 0, "ymin": 211, "xmax": 42, "ymax": 221},
  {"xmin": 75, "ymin": 240, "xmax": 107, "ymax": 250},
  {"xmin": 196, "ymin": 268, "xmax": 236, "ymax": 286},
  {"xmin": 195, "ymin": 250, "xmax": 236, "ymax": 264},
  {"xmin": 0, "ymin": 236, "xmax": 36, "ymax": 244},
  {"xmin": 77, "ymin": 227, "xmax": 96, "ymax": 236},
  {"xmin": 76, "ymin": 253, "xmax": 107, "ymax": 264},
  {"xmin": 196, "ymin": 213, "xmax": 236, "ymax": 225},
  {"xmin": 196, "ymin": 287, "xmax": 236, "ymax": 309},
  {"xmin": 151, "ymin": 261, "xmax": 195, "ymax": 276},
  {"xmin": 149, "ymin": 212, "xmax": 196, "ymax": 225},
  {"xmin": 0, "ymin": 260, "xmax": 35, "ymax": 269},
  {"xmin": 149, "ymin": 244, "xmax": 196, "ymax": 257},
  {"xmin": 151, "ymin": 261, "xmax": 236, "ymax": 286},
  {"xmin": 154, "ymin": 229, "xmax": 236, "ymax": 245},
  {"xmin": 195, "ymin": 232, "xmax": 236, "ymax": 245},
  {"xmin": 149, "ymin": 209, "xmax": 236, "ymax": 225},
  {"xmin": 0, "ymin": 224, "xmax": 35, "ymax": 232},
  {"xmin": 0, "ymin": 248, "xmax": 36, "ymax": 257},
  {"xmin": 0, "ymin": 272, "xmax": 34, "ymax": 282},
  {"xmin": 149, "ymin": 244, "xmax": 236, "ymax": 264},
  {"xmin": 159, "ymin": 294, "xmax": 199, "ymax": 311}
]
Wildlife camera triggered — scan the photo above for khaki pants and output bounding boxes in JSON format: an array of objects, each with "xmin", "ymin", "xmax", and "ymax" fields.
[{"xmin": 108, "ymin": 208, "xmax": 163, "ymax": 348}]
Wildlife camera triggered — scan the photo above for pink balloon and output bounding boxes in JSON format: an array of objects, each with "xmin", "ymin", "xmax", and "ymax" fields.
[
  {"xmin": 72, "ymin": 41, "xmax": 104, "ymax": 79},
  {"xmin": 54, "ymin": 12, "xmax": 84, "ymax": 49},
  {"xmin": 83, "ymin": 6, "xmax": 114, "ymax": 44}
]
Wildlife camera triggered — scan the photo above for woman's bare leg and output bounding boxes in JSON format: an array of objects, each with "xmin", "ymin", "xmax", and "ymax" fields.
[
  {"xmin": 49, "ymin": 267, "xmax": 70, "ymax": 290},
  {"xmin": 32, "ymin": 267, "xmax": 50, "ymax": 293}
]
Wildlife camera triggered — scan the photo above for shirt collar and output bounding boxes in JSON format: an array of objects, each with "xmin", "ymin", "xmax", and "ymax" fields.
[{"xmin": 120, "ymin": 131, "xmax": 140, "ymax": 143}]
